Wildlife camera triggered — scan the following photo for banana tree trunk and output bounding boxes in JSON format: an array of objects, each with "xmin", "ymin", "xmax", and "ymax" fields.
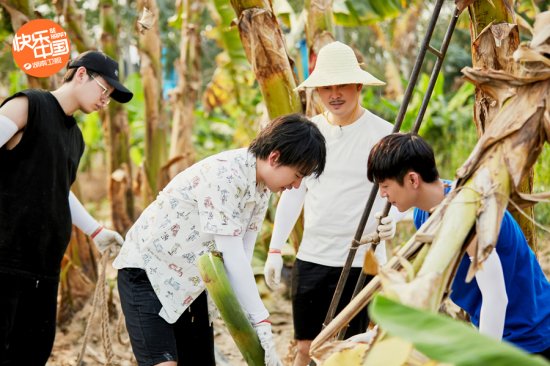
[
  {"xmin": 100, "ymin": 0, "xmax": 135, "ymax": 234},
  {"xmin": 303, "ymin": 0, "xmax": 334, "ymax": 117},
  {"xmin": 467, "ymin": 0, "xmax": 537, "ymax": 252},
  {"xmin": 58, "ymin": 183, "xmax": 100, "ymax": 325},
  {"xmin": 165, "ymin": 0, "xmax": 204, "ymax": 182},
  {"xmin": 54, "ymin": 0, "xmax": 94, "ymax": 52},
  {"xmin": 370, "ymin": 23, "xmax": 403, "ymax": 100},
  {"xmin": 137, "ymin": 0, "xmax": 168, "ymax": 202},
  {"xmin": 58, "ymin": 224, "xmax": 97, "ymax": 325},
  {"xmin": 230, "ymin": 0, "xmax": 303, "ymax": 118},
  {"xmin": 198, "ymin": 252, "xmax": 265, "ymax": 365},
  {"xmin": 390, "ymin": 1, "xmax": 422, "ymax": 90}
]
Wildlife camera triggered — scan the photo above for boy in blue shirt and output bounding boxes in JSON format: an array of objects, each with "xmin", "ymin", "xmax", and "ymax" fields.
[{"xmin": 366, "ymin": 132, "xmax": 550, "ymax": 358}]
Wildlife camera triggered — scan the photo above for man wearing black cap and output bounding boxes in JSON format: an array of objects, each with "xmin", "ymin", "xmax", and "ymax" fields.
[{"xmin": 0, "ymin": 50, "xmax": 133, "ymax": 365}]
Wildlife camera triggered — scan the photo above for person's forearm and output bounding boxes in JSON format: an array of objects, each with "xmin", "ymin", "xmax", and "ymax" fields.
[
  {"xmin": 215, "ymin": 235, "xmax": 269, "ymax": 323},
  {"xmin": 475, "ymin": 250, "xmax": 508, "ymax": 339},
  {"xmin": 269, "ymin": 185, "xmax": 306, "ymax": 250},
  {"xmin": 69, "ymin": 191, "xmax": 100, "ymax": 235},
  {"xmin": 243, "ymin": 231, "xmax": 259, "ymax": 262}
]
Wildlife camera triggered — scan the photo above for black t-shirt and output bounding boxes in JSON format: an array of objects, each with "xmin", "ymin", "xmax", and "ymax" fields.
[{"xmin": 0, "ymin": 89, "xmax": 84, "ymax": 280}]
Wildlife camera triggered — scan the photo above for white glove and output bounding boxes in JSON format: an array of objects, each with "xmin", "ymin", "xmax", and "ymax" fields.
[
  {"xmin": 264, "ymin": 251, "xmax": 283, "ymax": 290},
  {"xmin": 91, "ymin": 227, "xmax": 124, "ymax": 255},
  {"xmin": 253, "ymin": 322, "xmax": 283, "ymax": 366},
  {"xmin": 375, "ymin": 212, "xmax": 396, "ymax": 241},
  {"xmin": 346, "ymin": 326, "xmax": 378, "ymax": 344},
  {"xmin": 359, "ymin": 231, "xmax": 378, "ymax": 245}
]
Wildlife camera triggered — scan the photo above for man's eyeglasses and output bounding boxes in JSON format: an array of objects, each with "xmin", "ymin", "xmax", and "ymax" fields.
[{"xmin": 89, "ymin": 73, "xmax": 111, "ymax": 105}]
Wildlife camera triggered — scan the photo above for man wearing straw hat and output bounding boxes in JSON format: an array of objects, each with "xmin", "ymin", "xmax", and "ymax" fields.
[{"xmin": 263, "ymin": 41, "xmax": 399, "ymax": 365}]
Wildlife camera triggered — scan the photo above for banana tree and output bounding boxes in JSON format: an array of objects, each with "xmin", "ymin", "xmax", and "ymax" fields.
[
  {"xmin": 468, "ymin": 0, "xmax": 538, "ymax": 251},
  {"xmin": 54, "ymin": 0, "xmax": 94, "ymax": 53},
  {"xmin": 230, "ymin": 0, "xmax": 303, "ymax": 118},
  {"xmin": 136, "ymin": 1, "xmax": 168, "ymax": 203},
  {"xmin": 164, "ymin": 0, "xmax": 205, "ymax": 182},
  {"xmin": 100, "ymin": 0, "xmax": 135, "ymax": 234},
  {"xmin": 300, "ymin": 0, "xmax": 335, "ymax": 117},
  {"xmin": 208, "ymin": 0, "xmax": 263, "ymax": 136}
]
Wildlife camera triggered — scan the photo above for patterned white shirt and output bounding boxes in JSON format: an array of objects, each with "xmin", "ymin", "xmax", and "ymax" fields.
[{"xmin": 113, "ymin": 148, "xmax": 270, "ymax": 323}]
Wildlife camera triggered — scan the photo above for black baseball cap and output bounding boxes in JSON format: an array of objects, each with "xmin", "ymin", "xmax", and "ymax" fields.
[{"xmin": 68, "ymin": 51, "xmax": 133, "ymax": 103}]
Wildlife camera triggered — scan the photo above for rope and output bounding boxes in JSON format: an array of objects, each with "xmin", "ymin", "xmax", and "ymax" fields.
[
  {"xmin": 503, "ymin": 194, "xmax": 550, "ymax": 234},
  {"xmin": 451, "ymin": 184, "xmax": 550, "ymax": 233},
  {"xmin": 75, "ymin": 251, "xmax": 115, "ymax": 366},
  {"xmin": 99, "ymin": 254, "xmax": 115, "ymax": 365},
  {"xmin": 116, "ymin": 307, "xmax": 130, "ymax": 346}
]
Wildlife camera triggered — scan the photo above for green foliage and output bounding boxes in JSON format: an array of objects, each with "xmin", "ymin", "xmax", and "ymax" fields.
[
  {"xmin": 0, "ymin": 10, "xmax": 18, "ymax": 92},
  {"xmin": 515, "ymin": 0, "xmax": 550, "ymax": 26},
  {"xmin": 273, "ymin": 0, "xmax": 294, "ymax": 27},
  {"xmin": 79, "ymin": 112, "xmax": 102, "ymax": 171},
  {"xmin": 193, "ymin": 107, "xmax": 240, "ymax": 160},
  {"xmin": 333, "ymin": 0, "xmax": 402, "ymax": 26},
  {"xmin": 534, "ymin": 145, "xmax": 550, "ymax": 227},
  {"xmin": 370, "ymin": 295, "xmax": 550, "ymax": 366},
  {"xmin": 193, "ymin": 69, "xmax": 263, "ymax": 161},
  {"xmin": 8, "ymin": 71, "xmax": 27, "ymax": 96},
  {"xmin": 124, "ymin": 72, "xmax": 146, "ymax": 166}
]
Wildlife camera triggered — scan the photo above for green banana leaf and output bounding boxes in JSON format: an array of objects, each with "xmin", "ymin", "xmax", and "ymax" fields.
[
  {"xmin": 333, "ymin": 0, "xmax": 402, "ymax": 26},
  {"xmin": 211, "ymin": 0, "xmax": 249, "ymax": 66},
  {"xmin": 273, "ymin": 0, "xmax": 294, "ymax": 27},
  {"xmin": 369, "ymin": 295, "xmax": 550, "ymax": 366}
]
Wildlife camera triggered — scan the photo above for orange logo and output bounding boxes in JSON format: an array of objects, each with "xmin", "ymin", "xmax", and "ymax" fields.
[{"xmin": 11, "ymin": 19, "xmax": 70, "ymax": 78}]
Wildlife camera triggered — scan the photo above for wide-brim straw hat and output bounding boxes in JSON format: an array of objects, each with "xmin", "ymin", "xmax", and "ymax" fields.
[{"xmin": 295, "ymin": 41, "xmax": 385, "ymax": 90}]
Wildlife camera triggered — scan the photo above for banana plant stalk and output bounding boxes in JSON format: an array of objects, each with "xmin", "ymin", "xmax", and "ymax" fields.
[
  {"xmin": 198, "ymin": 251, "xmax": 265, "ymax": 366},
  {"xmin": 466, "ymin": 0, "xmax": 538, "ymax": 251},
  {"xmin": 230, "ymin": 0, "xmax": 303, "ymax": 118}
]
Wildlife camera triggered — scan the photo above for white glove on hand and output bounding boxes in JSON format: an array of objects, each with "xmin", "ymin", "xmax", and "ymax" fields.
[
  {"xmin": 253, "ymin": 322, "xmax": 283, "ymax": 366},
  {"xmin": 375, "ymin": 212, "xmax": 396, "ymax": 241},
  {"xmin": 91, "ymin": 227, "xmax": 124, "ymax": 255},
  {"xmin": 346, "ymin": 326, "xmax": 378, "ymax": 344},
  {"xmin": 264, "ymin": 252, "xmax": 283, "ymax": 290},
  {"xmin": 359, "ymin": 231, "xmax": 378, "ymax": 245}
]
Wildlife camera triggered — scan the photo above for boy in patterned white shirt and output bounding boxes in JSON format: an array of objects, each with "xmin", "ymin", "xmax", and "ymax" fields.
[{"xmin": 114, "ymin": 113, "xmax": 326, "ymax": 366}]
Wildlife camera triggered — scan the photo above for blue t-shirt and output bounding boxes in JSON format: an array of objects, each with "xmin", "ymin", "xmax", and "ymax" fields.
[{"xmin": 413, "ymin": 180, "xmax": 550, "ymax": 353}]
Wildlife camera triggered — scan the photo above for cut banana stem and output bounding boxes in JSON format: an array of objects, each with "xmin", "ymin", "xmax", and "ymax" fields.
[{"xmin": 198, "ymin": 251, "xmax": 265, "ymax": 366}]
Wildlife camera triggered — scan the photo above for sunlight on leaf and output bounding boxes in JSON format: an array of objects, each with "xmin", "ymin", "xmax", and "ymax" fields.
[{"xmin": 370, "ymin": 295, "xmax": 550, "ymax": 366}]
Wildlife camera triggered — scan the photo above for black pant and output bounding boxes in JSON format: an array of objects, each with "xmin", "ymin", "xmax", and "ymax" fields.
[
  {"xmin": 291, "ymin": 259, "xmax": 370, "ymax": 340},
  {"xmin": 118, "ymin": 268, "xmax": 215, "ymax": 366},
  {"xmin": 0, "ymin": 272, "xmax": 59, "ymax": 366}
]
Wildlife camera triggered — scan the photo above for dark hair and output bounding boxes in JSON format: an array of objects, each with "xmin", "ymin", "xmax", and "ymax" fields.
[
  {"xmin": 62, "ymin": 68, "xmax": 99, "ymax": 83},
  {"xmin": 367, "ymin": 132, "xmax": 439, "ymax": 185},
  {"xmin": 249, "ymin": 113, "xmax": 326, "ymax": 178},
  {"xmin": 62, "ymin": 68, "xmax": 78, "ymax": 82}
]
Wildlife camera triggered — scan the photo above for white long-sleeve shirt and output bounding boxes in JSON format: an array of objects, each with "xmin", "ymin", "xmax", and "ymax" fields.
[{"xmin": 271, "ymin": 110, "xmax": 396, "ymax": 267}]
